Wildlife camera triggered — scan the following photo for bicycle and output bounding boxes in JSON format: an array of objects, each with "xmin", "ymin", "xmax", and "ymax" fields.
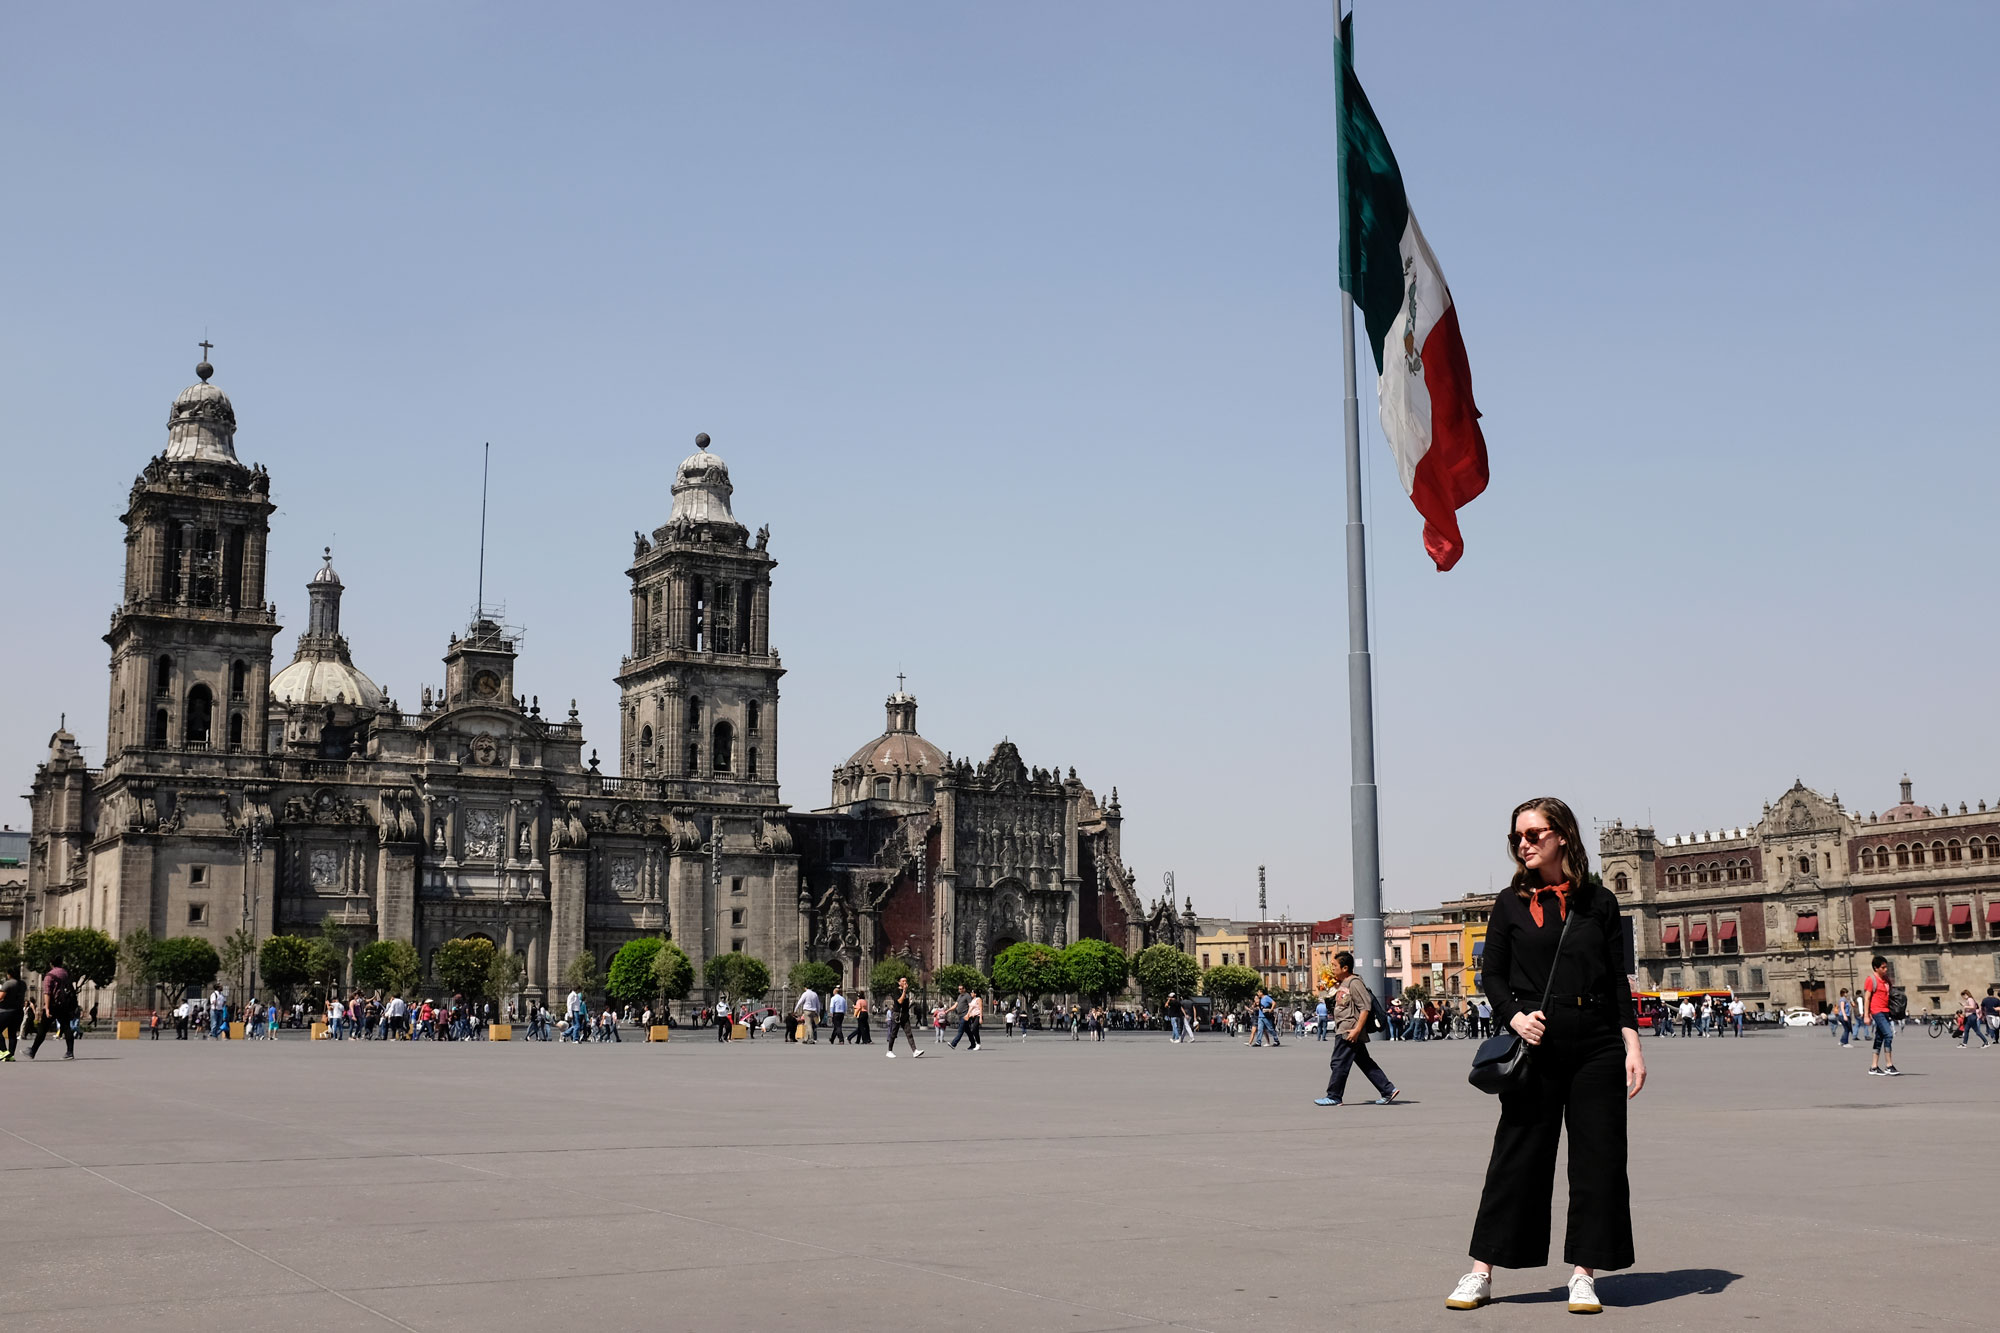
[{"xmin": 1923, "ymin": 1012, "xmax": 1951, "ymax": 1039}]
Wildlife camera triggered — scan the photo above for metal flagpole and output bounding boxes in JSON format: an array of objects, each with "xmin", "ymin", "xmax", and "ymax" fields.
[{"xmin": 1334, "ymin": 4, "xmax": 1386, "ymax": 1000}]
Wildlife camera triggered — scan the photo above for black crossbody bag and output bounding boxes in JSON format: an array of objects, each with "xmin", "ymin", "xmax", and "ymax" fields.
[{"xmin": 1468, "ymin": 903, "xmax": 1574, "ymax": 1096}]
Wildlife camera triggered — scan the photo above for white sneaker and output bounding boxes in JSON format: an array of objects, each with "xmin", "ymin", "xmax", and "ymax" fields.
[
  {"xmin": 886, "ymin": 1051, "xmax": 896, "ymax": 1058},
  {"xmin": 1568, "ymin": 1273, "xmax": 1601, "ymax": 1314},
  {"xmin": 913, "ymin": 1049, "xmax": 924, "ymax": 1057},
  {"xmin": 1445, "ymin": 1272, "xmax": 1491, "ymax": 1310}
]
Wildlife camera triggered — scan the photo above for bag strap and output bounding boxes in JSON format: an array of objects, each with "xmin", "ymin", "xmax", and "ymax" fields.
[{"xmin": 1532, "ymin": 897, "xmax": 1577, "ymax": 1016}]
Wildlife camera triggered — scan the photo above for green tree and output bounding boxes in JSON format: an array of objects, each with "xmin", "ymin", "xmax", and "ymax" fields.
[
  {"xmin": 354, "ymin": 939, "xmax": 421, "ymax": 996},
  {"xmin": 434, "ymin": 937, "xmax": 497, "ymax": 998},
  {"xmin": 704, "ymin": 951, "xmax": 770, "ymax": 1002},
  {"xmin": 607, "ymin": 938, "xmax": 668, "ymax": 1007},
  {"xmin": 869, "ymin": 954, "xmax": 920, "ymax": 998},
  {"xmin": 22, "ymin": 927, "xmax": 119, "ymax": 988},
  {"xmin": 564, "ymin": 948, "xmax": 601, "ymax": 998},
  {"xmin": 1059, "ymin": 938, "xmax": 1129, "ymax": 1004},
  {"xmin": 118, "ymin": 927, "xmax": 156, "ymax": 1008},
  {"xmin": 218, "ymin": 928, "xmax": 256, "ymax": 996},
  {"xmin": 788, "ymin": 959, "xmax": 841, "ymax": 997},
  {"xmin": 931, "ymin": 963, "xmax": 986, "ymax": 997},
  {"xmin": 0, "ymin": 937, "xmax": 19, "ymax": 979},
  {"xmin": 149, "ymin": 936, "xmax": 223, "ymax": 996},
  {"xmin": 1199, "ymin": 964, "xmax": 1260, "ymax": 1010},
  {"xmin": 485, "ymin": 950, "xmax": 525, "ymax": 1008},
  {"xmin": 991, "ymin": 941, "xmax": 1066, "ymax": 1002},
  {"xmin": 1130, "ymin": 944, "xmax": 1200, "ymax": 1006},
  {"xmin": 305, "ymin": 937, "xmax": 345, "ymax": 992},
  {"xmin": 651, "ymin": 940, "xmax": 695, "ymax": 1004},
  {"xmin": 258, "ymin": 934, "xmax": 313, "ymax": 998}
]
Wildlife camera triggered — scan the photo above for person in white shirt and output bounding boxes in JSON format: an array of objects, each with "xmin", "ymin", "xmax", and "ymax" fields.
[
  {"xmin": 565, "ymin": 988, "xmax": 585, "ymax": 1043},
  {"xmin": 795, "ymin": 986, "xmax": 822, "ymax": 1043},
  {"xmin": 827, "ymin": 988, "xmax": 848, "ymax": 1044},
  {"xmin": 1727, "ymin": 997, "xmax": 1745, "ymax": 1037},
  {"xmin": 1677, "ymin": 998, "xmax": 1696, "ymax": 1037}
]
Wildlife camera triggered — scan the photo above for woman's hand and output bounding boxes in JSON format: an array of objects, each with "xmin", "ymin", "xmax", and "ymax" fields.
[
  {"xmin": 1623, "ymin": 1030, "xmax": 1647, "ymax": 1099},
  {"xmin": 1510, "ymin": 1009, "xmax": 1546, "ymax": 1046}
]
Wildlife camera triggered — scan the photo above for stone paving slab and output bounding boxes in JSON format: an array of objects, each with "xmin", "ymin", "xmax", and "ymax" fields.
[{"xmin": 2, "ymin": 1027, "xmax": 1992, "ymax": 1331}]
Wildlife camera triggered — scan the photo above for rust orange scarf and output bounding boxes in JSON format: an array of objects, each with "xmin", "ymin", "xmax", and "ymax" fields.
[{"xmin": 1528, "ymin": 882, "xmax": 1570, "ymax": 929}]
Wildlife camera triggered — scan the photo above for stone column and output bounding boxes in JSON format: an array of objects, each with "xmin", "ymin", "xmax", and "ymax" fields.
[{"xmin": 377, "ymin": 843, "xmax": 417, "ymax": 943}]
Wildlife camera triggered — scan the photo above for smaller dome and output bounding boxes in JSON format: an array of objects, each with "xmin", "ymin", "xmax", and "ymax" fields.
[
  {"xmin": 165, "ymin": 372, "xmax": 240, "ymax": 464},
  {"xmin": 309, "ymin": 547, "xmax": 342, "ymax": 585},
  {"xmin": 668, "ymin": 433, "xmax": 737, "ymax": 526},
  {"xmin": 270, "ymin": 658, "xmax": 385, "ymax": 711},
  {"xmin": 843, "ymin": 693, "xmax": 946, "ymax": 776}
]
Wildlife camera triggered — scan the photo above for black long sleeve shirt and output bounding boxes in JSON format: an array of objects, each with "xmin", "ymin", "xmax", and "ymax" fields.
[{"xmin": 1480, "ymin": 882, "xmax": 1638, "ymax": 1033}]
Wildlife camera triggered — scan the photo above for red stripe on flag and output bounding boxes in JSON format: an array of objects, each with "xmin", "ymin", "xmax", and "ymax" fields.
[{"xmin": 1408, "ymin": 304, "xmax": 1489, "ymax": 571}]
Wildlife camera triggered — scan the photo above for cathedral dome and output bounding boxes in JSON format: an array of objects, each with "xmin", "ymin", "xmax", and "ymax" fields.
[
  {"xmin": 270, "ymin": 656, "xmax": 385, "ymax": 710},
  {"xmin": 668, "ymin": 432, "xmax": 738, "ymax": 526},
  {"xmin": 164, "ymin": 362, "xmax": 240, "ymax": 464},
  {"xmin": 843, "ymin": 693, "xmax": 946, "ymax": 776}
]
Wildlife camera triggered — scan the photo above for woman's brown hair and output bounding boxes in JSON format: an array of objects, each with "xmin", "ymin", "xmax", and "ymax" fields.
[{"xmin": 1508, "ymin": 796, "xmax": 1592, "ymax": 899}]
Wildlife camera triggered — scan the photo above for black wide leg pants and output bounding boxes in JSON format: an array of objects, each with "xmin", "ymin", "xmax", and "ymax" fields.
[{"xmin": 1468, "ymin": 1009, "xmax": 1634, "ymax": 1271}]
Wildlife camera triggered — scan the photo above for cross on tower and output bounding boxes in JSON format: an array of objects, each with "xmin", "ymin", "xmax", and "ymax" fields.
[
  {"xmin": 198, "ymin": 339, "xmax": 214, "ymax": 360},
  {"xmin": 896, "ymin": 671, "xmax": 906, "ymax": 694}
]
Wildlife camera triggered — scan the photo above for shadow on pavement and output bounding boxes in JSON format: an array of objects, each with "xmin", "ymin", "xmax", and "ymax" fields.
[{"xmin": 1600, "ymin": 1268, "xmax": 1742, "ymax": 1306}]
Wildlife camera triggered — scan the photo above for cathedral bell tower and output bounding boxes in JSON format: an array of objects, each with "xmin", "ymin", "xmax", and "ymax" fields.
[
  {"xmin": 617, "ymin": 433, "xmax": 781, "ymax": 798},
  {"xmin": 104, "ymin": 354, "xmax": 280, "ymax": 768}
]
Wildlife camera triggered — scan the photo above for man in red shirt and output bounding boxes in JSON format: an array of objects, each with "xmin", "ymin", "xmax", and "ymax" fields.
[{"xmin": 1863, "ymin": 955, "xmax": 1898, "ymax": 1076}]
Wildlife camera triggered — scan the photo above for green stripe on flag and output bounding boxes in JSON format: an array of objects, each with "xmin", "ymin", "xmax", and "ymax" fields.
[{"xmin": 1337, "ymin": 13, "xmax": 1410, "ymax": 376}]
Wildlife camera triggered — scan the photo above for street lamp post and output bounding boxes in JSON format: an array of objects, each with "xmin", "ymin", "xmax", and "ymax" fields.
[{"xmin": 240, "ymin": 813, "xmax": 265, "ymax": 1000}]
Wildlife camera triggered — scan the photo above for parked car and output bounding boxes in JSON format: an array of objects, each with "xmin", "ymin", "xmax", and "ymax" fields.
[{"xmin": 1780, "ymin": 1008, "xmax": 1818, "ymax": 1027}]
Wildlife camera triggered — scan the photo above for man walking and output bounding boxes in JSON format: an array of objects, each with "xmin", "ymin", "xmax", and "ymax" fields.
[
  {"xmin": 827, "ymin": 987, "xmax": 848, "ymax": 1044},
  {"xmin": 1728, "ymin": 995, "xmax": 1745, "ymax": 1037},
  {"xmin": 1833, "ymin": 989, "xmax": 1854, "ymax": 1046},
  {"xmin": 885, "ymin": 976, "xmax": 922, "ymax": 1058},
  {"xmin": 1313, "ymin": 995, "xmax": 1329, "ymax": 1041},
  {"xmin": 947, "ymin": 984, "xmax": 975, "ymax": 1050},
  {"xmin": 1864, "ymin": 955, "xmax": 1899, "ymax": 1076},
  {"xmin": 1313, "ymin": 952, "xmax": 1397, "ymax": 1108},
  {"xmin": 1165, "ymin": 992, "xmax": 1186, "ymax": 1043},
  {"xmin": 0, "ymin": 963, "xmax": 24, "ymax": 1061},
  {"xmin": 30, "ymin": 953, "xmax": 82, "ymax": 1060},
  {"xmin": 795, "ymin": 984, "xmax": 822, "ymax": 1043}
]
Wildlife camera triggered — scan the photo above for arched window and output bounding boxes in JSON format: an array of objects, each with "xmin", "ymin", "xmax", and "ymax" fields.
[
  {"xmin": 1948, "ymin": 839, "xmax": 1962, "ymax": 862},
  {"xmin": 150, "ymin": 707, "xmax": 169, "ymax": 746},
  {"xmin": 873, "ymin": 776, "xmax": 891, "ymax": 800},
  {"xmin": 1614, "ymin": 872, "xmax": 1628, "ymax": 894},
  {"xmin": 1932, "ymin": 841, "xmax": 1946, "ymax": 865},
  {"xmin": 229, "ymin": 660, "xmax": 247, "ymax": 699},
  {"xmin": 1797, "ymin": 855, "xmax": 1811, "ymax": 875},
  {"xmin": 1860, "ymin": 847, "xmax": 1875, "ymax": 871},
  {"xmin": 228, "ymin": 712, "xmax": 245, "ymax": 751},
  {"xmin": 1973, "ymin": 839, "xmax": 1988, "ymax": 862},
  {"xmin": 639, "ymin": 724, "xmax": 653, "ymax": 753},
  {"xmin": 747, "ymin": 747, "xmax": 759, "ymax": 780},
  {"xmin": 1988, "ymin": 837, "xmax": 2000, "ymax": 860},
  {"xmin": 1897, "ymin": 843, "xmax": 1911, "ymax": 866},
  {"xmin": 746, "ymin": 700, "xmax": 760, "ymax": 734},
  {"xmin": 686, "ymin": 741, "xmax": 699, "ymax": 774},
  {"xmin": 155, "ymin": 654, "xmax": 173, "ymax": 696},
  {"xmin": 712, "ymin": 720, "xmax": 733, "ymax": 773},
  {"xmin": 184, "ymin": 685, "xmax": 213, "ymax": 746}
]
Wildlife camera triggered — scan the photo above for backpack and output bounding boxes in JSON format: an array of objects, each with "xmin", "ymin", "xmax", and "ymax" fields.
[
  {"xmin": 1887, "ymin": 986, "xmax": 1908, "ymax": 1021},
  {"xmin": 1366, "ymin": 988, "xmax": 1389, "ymax": 1036},
  {"xmin": 48, "ymin": 969, "xmax": 78, "ymax": 1018}
]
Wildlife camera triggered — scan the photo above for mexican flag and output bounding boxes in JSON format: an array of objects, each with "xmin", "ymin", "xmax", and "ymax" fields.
[{"xmin": 1338, "ymin": 16, "xmax": 1489, "ymax": 571}]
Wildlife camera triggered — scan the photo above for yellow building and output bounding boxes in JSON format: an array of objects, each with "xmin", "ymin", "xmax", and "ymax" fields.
[{"xmin": 1193, "ymin": 931, "xmax": 1249, "ymax": 972}]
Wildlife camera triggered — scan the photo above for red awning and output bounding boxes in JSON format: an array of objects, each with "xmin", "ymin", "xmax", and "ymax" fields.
[
  {"xmin": 1662, "ymin": 925, "xmax": 1679, "ymax": 945},
  {"xmin": 1913, "ymin": 905, "xmax": 1936, "ymax": 928},
  {"xmin": 1988, "ymin": 903, "xmax": 2000, "ymax": 926},
  {"xmin": 1872, "ymin": 908, "xmax": 1892, "ymax": 930},
  {"xmin": 1950, "ymin": 904, "xmax": 1972, "ymax": 927},
  {"xmin": 1690, "ymin": 922, "xmax": 1708, "ymax": 943},
  {"xmin": 1796, "ymin": 914, "xmax": 1819, "ymax": 935},
  {"xmin": 1719, "ymin": 921, "xmax": 1737, "ymax": 940}
]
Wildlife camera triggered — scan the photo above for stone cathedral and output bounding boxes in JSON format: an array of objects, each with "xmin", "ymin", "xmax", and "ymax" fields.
[{"xmin": 21, "ymin": 360, "xmax": 1185, "ymax": 1004}]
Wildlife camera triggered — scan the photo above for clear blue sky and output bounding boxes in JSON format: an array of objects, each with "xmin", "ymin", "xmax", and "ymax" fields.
[{"xmin": 4, "ymin": 3, "xmax": 1996, "ymax": 921}]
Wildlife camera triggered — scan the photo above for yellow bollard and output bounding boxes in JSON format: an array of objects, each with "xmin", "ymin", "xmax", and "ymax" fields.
[
  {"xmin": 488, "ymin": 1024, "xmax": 512, "ymax": 1041},
  {"xmin": 649, "ymin": 1025, "xmax": 671, "ymax": 1042},
  {"xmin": 116, "ymin": 1020, "xmax": 142, "ymax": 1040}
]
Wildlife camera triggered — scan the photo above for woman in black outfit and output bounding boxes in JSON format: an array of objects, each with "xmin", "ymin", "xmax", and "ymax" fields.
[{"xmin": 1447, "ymin": 797, "xmax": 1646, "ymax": 1315}]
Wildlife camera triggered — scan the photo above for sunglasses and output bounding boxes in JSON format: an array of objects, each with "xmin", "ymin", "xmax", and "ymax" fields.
[{"xmin": 1510, "ymin": 828, "xmax": 1559, "ymax": 851}]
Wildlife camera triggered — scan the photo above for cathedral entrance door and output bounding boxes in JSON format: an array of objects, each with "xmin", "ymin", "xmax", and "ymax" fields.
[{"xmin": 1800, "ymin": 980, "xmax": 1826, "ymax": 1013}]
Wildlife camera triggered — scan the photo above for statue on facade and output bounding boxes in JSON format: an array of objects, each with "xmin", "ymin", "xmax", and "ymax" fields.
[{"xmin": 754, "ymin": 524, "xmax": 769, "ymax": 551}]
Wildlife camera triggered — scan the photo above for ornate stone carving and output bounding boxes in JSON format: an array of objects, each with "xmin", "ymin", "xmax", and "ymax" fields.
[{"xmin": 464, "ymin": 808, "xmax": 503, "ymax": 860}]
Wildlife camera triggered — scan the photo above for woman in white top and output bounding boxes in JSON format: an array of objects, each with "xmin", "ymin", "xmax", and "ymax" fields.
[{"xmin": 964, "ymin": 993, "xmax": 983, "ymax": 1050}]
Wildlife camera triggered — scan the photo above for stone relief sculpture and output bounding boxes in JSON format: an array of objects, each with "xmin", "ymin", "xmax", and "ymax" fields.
[{"xmin": 464, "ymin": 808, "xmax": 503, "ymax": 860}]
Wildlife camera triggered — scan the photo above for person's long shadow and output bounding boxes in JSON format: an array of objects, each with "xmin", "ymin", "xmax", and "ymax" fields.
[
  {"xmin": 1493, "ymin": 1269, "xmax": 1740, "ymax": 1308},
  {"xmin": 1599, "ymin": 1269, "xmax": 1742, "ymax": 1306}
]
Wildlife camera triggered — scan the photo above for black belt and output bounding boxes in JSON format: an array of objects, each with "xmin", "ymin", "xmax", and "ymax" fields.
[{"xmin": 1547, "ymin": 995, "xmax": 1607, "ymax": 1007}]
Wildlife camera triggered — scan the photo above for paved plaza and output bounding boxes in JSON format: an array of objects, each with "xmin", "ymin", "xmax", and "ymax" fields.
[{"xmin": 2, "ymin": 1025, "xmax": 1991, "ymax": 1332}]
